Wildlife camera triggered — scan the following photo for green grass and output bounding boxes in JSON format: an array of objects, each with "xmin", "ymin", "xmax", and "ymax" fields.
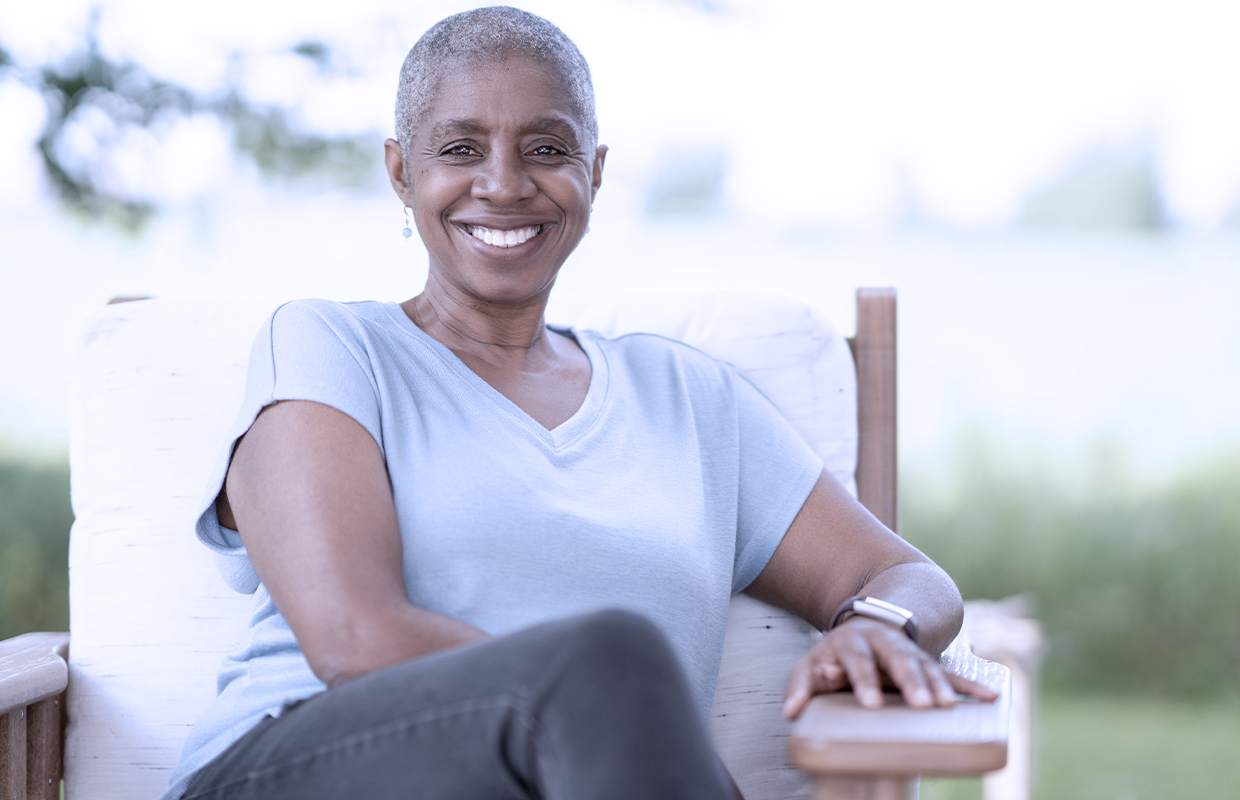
[
  {"xmin": 922, "ymin": 695, "xmax": 1240, "ymax": 800},
  {"xmin": 903, "ymin": 441, "xmax": 1240, "ymax": 699},
  {"xmin": 1036, "ymin": 695, "xmax": 1240, "ymax": 799},
  {"xmin": 921, "ymin": 775, "xmax": 983, "ymax": 800},
  {"xmin": 0, "ymin": 452, "xmax": 72, "ymax": 639}
]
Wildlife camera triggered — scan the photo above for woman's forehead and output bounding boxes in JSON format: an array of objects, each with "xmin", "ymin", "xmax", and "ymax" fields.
[{"xmin": 420, "ymin": 55, "xmax": 585, "ymax": 142}]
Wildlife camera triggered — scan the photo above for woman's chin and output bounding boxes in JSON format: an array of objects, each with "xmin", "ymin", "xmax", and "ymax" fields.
[
  {"xmin": 429, "ymin": 263, "xmax": 559, "ymax": 309},
  {"xmin": 425, "ymin": 228, "xmax": 574, "ymax": 305}
]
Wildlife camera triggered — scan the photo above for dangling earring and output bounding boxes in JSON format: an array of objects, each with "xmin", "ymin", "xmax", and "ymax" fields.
[{"xmin": 401, "ymin": 207, "xmax": 413, "ymax": 240}]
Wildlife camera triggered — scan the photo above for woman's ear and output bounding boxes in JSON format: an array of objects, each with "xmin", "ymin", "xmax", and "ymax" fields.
[
  {"xmin": 591, "ymin": 144, "xmax": 608, "ymax": 202},
  {"xmin": 384, "ymin": 139, "xmax": 412, "ymax": 205}
]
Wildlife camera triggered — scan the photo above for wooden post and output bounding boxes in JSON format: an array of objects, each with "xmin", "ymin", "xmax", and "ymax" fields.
[
  {"xmin": 1, "ymin": 706, "xmax": 28, "ymax": 800},
  {"xmin": 849, "ymin": 288, "xmax": 898, "ymax": 532},
  {"xmin": 25, "ymin": 696, "xmax": 63, "ymax": 800}
]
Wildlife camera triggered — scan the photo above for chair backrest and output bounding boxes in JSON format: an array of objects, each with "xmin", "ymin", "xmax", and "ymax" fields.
[{"xmin": 65, "ymin": 290, "xmax": 877, "ymax": 800}]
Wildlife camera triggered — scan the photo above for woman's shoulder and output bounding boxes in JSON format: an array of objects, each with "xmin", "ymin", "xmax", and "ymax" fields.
[
  {"xmin": 254, "ymin": 299, "xmax": 414, "ymax": 374},
  {"xmin": 269, "ymin": 298, "xmax": 393, "ymax": 329},
  {"xmin": 262, "ymin": 299, "xmax": 406, "ymax": 346}
]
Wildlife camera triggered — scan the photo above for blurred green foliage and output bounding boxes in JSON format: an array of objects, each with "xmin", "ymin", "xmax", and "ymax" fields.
[
  {"xmin": 0, "ymin": 16, "xmax": 375, "ymax": 231},
  {"xmin": 904, "ymin": 442, "xmax": 1240, "ymax": 699},
  {"xmin": 0, "ymin": 454, "xmax": 71, "ymax": 639}
]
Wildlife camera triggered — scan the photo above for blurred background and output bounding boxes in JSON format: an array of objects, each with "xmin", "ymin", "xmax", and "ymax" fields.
[{"xmin": 1, "ymin": 1, "xmax": 1237, "ymax": 797}]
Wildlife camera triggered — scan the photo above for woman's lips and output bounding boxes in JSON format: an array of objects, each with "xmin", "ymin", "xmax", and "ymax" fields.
[{"xmin": 463, "ymin": 223, "xmax": 544, "ymax": 248}]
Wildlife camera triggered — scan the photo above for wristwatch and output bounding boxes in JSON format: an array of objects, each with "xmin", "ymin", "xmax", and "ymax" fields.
[{"xmin": 827, "ymin": 596, "xmax": 920, "ymax": 644}]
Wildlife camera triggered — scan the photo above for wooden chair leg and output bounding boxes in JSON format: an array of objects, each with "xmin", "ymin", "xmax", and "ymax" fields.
[
  {"xmin": 812, "ymin": 776, "xmax": 918, "ymax": 800},
  {"xmin": 1, "ymin": 706, "xmax": 29, "ymax": 800}
]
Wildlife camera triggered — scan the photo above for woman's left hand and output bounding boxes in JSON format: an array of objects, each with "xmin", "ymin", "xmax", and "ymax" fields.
[{"xmin": 782, "ymin": 617, "xmax": 998, "ymax": 719}]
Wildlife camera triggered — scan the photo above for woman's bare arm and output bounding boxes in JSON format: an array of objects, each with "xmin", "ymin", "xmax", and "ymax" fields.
[
  {"xmin": 744, "ymin": 470, "xmax": 996, "ymax": 717},
  {"xmin": 219, "ymin": 400, "xmax": 490, "ymax": 687}
]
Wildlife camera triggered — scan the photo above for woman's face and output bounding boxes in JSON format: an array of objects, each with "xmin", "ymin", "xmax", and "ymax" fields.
[{"xmin": 386, "ymin": 55, "xmax": 606, "ymax": 307}]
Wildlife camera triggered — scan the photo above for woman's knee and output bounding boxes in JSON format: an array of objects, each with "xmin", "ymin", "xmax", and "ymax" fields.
[{"xmin": 555, "ymin": 608, "xmax": 682, "ymax": 680}]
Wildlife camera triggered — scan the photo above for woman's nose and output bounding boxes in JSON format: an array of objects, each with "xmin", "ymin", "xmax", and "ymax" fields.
[{"xmin": 471, "ymin": 152, "xmax": 537, "ymax": 205}]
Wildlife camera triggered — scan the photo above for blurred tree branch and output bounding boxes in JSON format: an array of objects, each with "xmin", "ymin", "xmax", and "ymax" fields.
[{"xmin": 0, "ymin": 16, "xmax": 376, "ymax": 231}]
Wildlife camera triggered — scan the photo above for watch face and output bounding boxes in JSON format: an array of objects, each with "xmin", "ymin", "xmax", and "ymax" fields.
[{"xmin": 859, "ymin": 597, "xmax": 914, "ymax": 620}]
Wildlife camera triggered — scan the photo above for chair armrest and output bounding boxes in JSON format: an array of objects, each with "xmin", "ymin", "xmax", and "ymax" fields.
[
  {"xmin": 788, "ymin": 634, "xmax": 1011, "ymax": 778},
  {"xmin": 0, "ymin": 633, "xmax": 70, "ymax": 716}
]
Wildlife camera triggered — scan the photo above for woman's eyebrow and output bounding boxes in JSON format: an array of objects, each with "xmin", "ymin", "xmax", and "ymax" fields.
[
  {"xmin": 430, "ymin": 119, "xmax": 486, "ymax": 143},
  {"xmin": 428, "ymin": 117, "xmax": 580, "ymax": 145},
  {"xmin": 527, "ymin": 117, "xmax": 579, "ymax": 144}
]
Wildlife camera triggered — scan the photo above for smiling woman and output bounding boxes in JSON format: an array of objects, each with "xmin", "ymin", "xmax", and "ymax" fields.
[{"xmin": 160, "ymin": 7, "xmax": 990, "ymax": 800}]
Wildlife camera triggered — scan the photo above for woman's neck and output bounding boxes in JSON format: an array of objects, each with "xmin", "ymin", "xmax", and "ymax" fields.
[
  {"xmin": 401, "ymin": 272, "xmax": 591, "ymax": 431},
  {"xmin": 400, "ymin": 274, "xmax": 557, "ymax": 370}
]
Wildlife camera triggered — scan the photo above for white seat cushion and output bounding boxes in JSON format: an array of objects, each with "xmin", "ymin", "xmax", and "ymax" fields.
[{"xmin": 66, "ymin": 291, "xmax": 856, "ymax": 800}]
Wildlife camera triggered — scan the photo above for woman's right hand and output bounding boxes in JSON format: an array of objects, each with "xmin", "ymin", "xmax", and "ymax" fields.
[{"xmin": 223, "ymin": 399, "xmax": 489, "ymax": 686}]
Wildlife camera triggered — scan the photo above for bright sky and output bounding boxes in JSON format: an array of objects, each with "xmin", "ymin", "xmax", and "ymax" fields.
[{"xmin": 2, "ymin": 0, "xmax": 1239, "ymax": 228}]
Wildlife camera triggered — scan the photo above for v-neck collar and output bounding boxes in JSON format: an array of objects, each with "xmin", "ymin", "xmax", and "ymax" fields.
[{"xmin": 382, "ymin": 301, "xmax": 609, "ymax": 451}]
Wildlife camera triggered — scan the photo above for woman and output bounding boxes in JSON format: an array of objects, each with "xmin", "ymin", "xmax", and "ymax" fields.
[{"xmin": 165, "ymin": 7, "xmax": 993, "ymax": 800}]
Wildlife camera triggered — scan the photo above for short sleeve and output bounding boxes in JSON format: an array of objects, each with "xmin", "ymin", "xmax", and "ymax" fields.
[
  {"xmin": 730, "ymin": 371, "xmax": 824, "ymax": 592},
  {"xmin": 193, "ymin": 300, "xmax": 384, "ymax": 593}
]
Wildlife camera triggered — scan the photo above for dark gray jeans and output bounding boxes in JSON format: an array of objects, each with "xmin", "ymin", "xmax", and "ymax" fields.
[{"xmin": 183, "ymin": 609, "xmax": 736, "ymax": 800}]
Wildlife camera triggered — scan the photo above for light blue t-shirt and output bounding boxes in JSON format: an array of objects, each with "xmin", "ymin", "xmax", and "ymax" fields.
[{"xmin": 164, "ymin": 298, "xmax": 823, "ymax": 799}]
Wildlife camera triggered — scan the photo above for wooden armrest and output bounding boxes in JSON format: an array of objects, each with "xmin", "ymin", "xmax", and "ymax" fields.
[
  {"xmin": 789, "ymin": 635, "xmax": 1010, "ymax": 779},
  {"xmin": 0, "ymin": 633, "xmax": 70, "ymax": 716}
]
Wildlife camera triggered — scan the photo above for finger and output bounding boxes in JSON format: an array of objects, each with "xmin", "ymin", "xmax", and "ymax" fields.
[
  {"xmin": 853, "ymin": 626, "xmax": 940, "ymax": 709},
  {"xmin": 784, "ymin": 648, "xmax": 849, "ymax": 719},
  {"xmin": 880, "ymin": 652, "xmax": 935, "ymax": 709},
  {"xmin": 810, "ymin": 655, "xmax": 849, "ymax": 692},
  {"xmin": 924, "ymin": 660, "xmax": 960, "ymax": 707},
  {"xmin": 946, "ymin": 673, "xmax": 1000, "ymax": 702},
  {"xmin": 838, "ymin": 639, "xmax": 884, "ymax": 709},
  {"xmin": 870, "ymin": 639, "xmax": 940, "ymax": 709},
  {"xmin": 782, "ymin": 662, "xmax": 813, "ymax": 719}
]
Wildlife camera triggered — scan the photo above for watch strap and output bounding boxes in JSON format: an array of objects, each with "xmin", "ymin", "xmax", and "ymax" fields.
[{"xmin": 827, "ymin": 595, "xmax": 920, "ymax": 644}]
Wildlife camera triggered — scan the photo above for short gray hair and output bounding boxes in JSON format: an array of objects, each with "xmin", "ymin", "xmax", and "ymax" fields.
[{"xmin": 395, "ymin": 6, "xmax": 597, "ymax": 157}]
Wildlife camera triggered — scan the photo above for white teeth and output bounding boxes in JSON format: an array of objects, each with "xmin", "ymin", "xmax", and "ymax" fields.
[{"xmin": 466, "ymin": 224, "xmax": 542, "ymax": 248}]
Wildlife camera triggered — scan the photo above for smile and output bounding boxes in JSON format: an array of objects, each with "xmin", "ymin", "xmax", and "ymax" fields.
[{"xmin": 464, "ymin": 224, "xmax": 544, "ymax": 248}]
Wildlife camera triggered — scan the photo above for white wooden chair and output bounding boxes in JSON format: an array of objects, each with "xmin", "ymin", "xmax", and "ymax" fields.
[{"xmin": 0, "ymin": 289, "xmax": 1027, "ymax": 800}]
